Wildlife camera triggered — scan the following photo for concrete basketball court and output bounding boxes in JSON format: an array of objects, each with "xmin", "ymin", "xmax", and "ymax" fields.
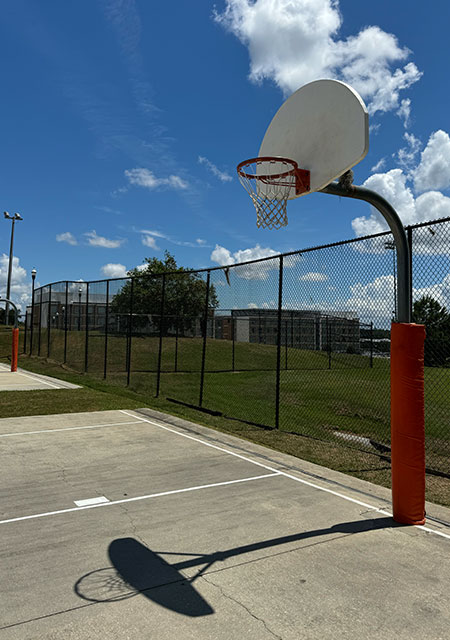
[
  {"xmin": 0, "ymin": 407, "xmax": 449, "ymax": 639},
  {"xmin": 0, "ymin": 362, "xmax": 80, "ymax": 391}
]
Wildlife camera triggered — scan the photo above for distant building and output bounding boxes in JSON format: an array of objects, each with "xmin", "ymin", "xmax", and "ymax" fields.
[
  {"xmin": 214, "ymin": 308, "xmax": 361, "ymax": 353},
  {"xmin": 26, "ymin": 289, "xmax": 107, "ymax": 330},
  {"xmin": 26, "ymin": 292, "xmax": 361, "ymax": 353}
]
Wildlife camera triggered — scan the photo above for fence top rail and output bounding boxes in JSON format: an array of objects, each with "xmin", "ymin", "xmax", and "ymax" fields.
[{"xmin": 34, "ymin": 216, "xmax": 450, "ymax": 293}]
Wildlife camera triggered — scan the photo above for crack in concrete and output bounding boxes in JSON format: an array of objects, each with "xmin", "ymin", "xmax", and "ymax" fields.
[
  {"xmin": 201, "ymin": 574, "xmax": 283, "ymax": 640},
  {"xmin": 118, "ymin": 503, "xmax": 149, "ymax": 548}
]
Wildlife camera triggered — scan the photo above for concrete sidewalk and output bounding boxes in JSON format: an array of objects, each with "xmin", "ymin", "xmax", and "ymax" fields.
[
  {"xmin": 0, "ymin": 362, "xmax": 80, "ymax": 391},
  {"xmin": 0, "ymin": 407, "xmax": 448, "ymax": 639}
]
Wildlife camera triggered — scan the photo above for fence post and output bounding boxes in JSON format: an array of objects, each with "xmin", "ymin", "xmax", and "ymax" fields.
[
  {"xmin": 104, "ymin": 280, "xmax": 109, "ymax": 379},
  {"xmin": 275, "ymin": 256, "xmax": 283, "ymax": 429},
  {"xmin": 84, "ymin": 284, "xmax": 89, "ymax": 372},
  {"xmin": 291, "ymin": 311, "xmax": 294, "ymax": 347},
  {"xmin": 63, "ymin": 282, "xmax": 68, "ymax": 364},
  {"xmin": 174, "ymin": 313, "xmax": 179, "ymax": 372},
  {"xmin": 231, "ymin": 312, "xmax": 235, "ymax": 372},
  {"xmin": 156, "ymin": 274, "xmax": 166, "ymax": 397},
  {"xmin": 370, "ymin": 321, "xmax": 374, "ymax": 368},
  {"xmin": 285, "ymin": 319, "xmax": 288, "ymax": 370},
  {"xmin": 38, "ymin": 288, "xmax": 43, "ymax": 356},
  {"xmin": 199, "ymin": 271, "xmax": 211, "ymax": 407},
  {"xmin": 23, "ymin": 311, "xmax": 28, "ymax": 354},
  {"xmin": 47, "ymin": 284, "xmax": 52, "ymax": 357},
  {"xmin": 126, "ymin": 278, "xmax": 134, "ymax": 386},
  {"xmin": 327, "ymin": 316, "xmax": 331, "ymax": 370}
]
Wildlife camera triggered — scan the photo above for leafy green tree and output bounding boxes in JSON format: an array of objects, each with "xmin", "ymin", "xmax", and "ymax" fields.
[
  {"xmin": 413, "ymin": 295, "xmax": 450, "ymax": 367},
  {"xmin": 109, "ymin": 251, "xmax": 218, "ymax": 334}
]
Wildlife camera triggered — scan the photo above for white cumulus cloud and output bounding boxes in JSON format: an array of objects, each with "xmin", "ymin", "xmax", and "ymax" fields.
[
  {"xmin": 352, "ymin": 130, "xmax": 450, "ymax": 242},
  {"xmin": 210, "ymin": 243, "xmax": 302, "ymax": 280},
  {"xmin": 0, "ymin": 254, "xmax": 31, "ymax": 312},
  {"xmin": 211, "ymin": 243, "xmax": 279, "ymax": 279},
  {"xmin": 101, "ymin": 263, "xmax": 128, "ymax": 278},
  {"xmin": 125, "ymin": 167, "xmax": 188, "ymax": 190},
  {"xmin": 215, "ymin": 0, "xmax": 422, "ymax": 117},
  {"xmin": 414, "ymin": 130, "xmax": 450, "ymax": 193},
  {"xmin": 56, "ymin": 232, "xmax": 77, "ymax": 245},
  {"xmin": 85, "ymin": 230, "xmax": 124, "ymax": 248}
]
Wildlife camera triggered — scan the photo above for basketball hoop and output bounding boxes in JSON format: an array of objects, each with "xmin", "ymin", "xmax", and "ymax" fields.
[{"xmin": 237, "ymin": 157, "xmax": 310, "ymax": 229}]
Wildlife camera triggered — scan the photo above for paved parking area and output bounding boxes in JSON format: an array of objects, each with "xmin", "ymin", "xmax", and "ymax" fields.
[
  {"xmin": 1, "ymin": 407, "xmax": 449, "ymax": 639},
  {"xmin": 0, "ymin": 363, "xmax": 79, "ymax": 391}
]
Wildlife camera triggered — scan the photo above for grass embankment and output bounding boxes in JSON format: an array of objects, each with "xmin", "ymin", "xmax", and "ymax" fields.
[{"xmin": 1, "ymin": 326, "xmax": 449, "ymax": 507}]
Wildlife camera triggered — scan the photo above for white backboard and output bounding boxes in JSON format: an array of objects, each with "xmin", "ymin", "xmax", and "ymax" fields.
[{"xmin": 258, "ymin": 79, "xmax": 369, "ymax": 198}]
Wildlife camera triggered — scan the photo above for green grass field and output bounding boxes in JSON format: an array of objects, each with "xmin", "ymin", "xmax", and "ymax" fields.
[
  {"xmin": 27, "ymin": 328, "xmax": 450, "ymax": 467},
  {"xmin": 1, "ymin": 325, "xmax": 448, "ymax": 506}
]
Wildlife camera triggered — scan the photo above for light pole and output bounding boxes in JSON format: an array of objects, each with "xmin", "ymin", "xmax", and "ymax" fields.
[
  {"xmin": 78, "ymin": 287, "xmax": 82, "ymax": 331},
  {"xmin": 29, "ymin": 268, "xmax": 37, "ymax": 354},
  {"xmin": 3, "ymin": 212, "xmax": 23, "ymax": 324}
]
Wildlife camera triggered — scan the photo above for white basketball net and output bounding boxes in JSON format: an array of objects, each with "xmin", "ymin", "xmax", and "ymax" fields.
[{"xmin": 237, "ymin": 158, "xmax": 297, "ymax": 230}]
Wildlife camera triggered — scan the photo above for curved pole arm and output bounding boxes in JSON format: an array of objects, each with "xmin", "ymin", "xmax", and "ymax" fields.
[
  {"xmin": 0, "ymin": 297, "xmax": 19, "ymax": 328},
  {"xmin": 320, "ymin": 181, "xmax": 411, "ymax": 323}
]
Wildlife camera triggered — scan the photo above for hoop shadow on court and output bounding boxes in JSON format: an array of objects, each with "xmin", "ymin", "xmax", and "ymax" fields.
[{"xmin": 74, "ymin": 516, "xmax": 400, "ymax": 616}]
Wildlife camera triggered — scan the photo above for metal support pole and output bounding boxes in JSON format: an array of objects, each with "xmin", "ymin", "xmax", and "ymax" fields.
[
  {"xmin": 84, "ymin": 284, "xmax": 89, "ymax": 372},
  {"xmin": 5, "ymin": 218, "xmax": 15, "ymax": 325},
  {"xmin": 104, "ymin": 280, "xmax": 109, "ymax": 379},
  {"xmin": 275, "ymin": 256, "xmax": 283, "ymax": 429},
  {"xmin": 23, "ymin": 311, "xmax": 28, "ymax": 354},
  {"xmin": 199, "ymin": 271, "xmax": 211, "ymax": 407},
  {"xmin": 29, "ymin": 272, "xmax": 36, "ymax": 355},
  {"xmin": 47, "ymin": 284, "xmax": 52, "ymax": 357},
  {"xmin": 321, "ymin": 179, "xmax": 424, "ymax": 526},
  {"xmin": 156, "ymin": 275, "xmax": 166, "ymax": 397},
  {"xmin": 321, "ymin": 182, "xmax": 411, "ymax": 322},
  {"xmin": 38, "ymin": 288, "xmax": 43, "ymax": 356},
  {"xmin": 126, "ymin": 278, "xmax": 134, "ymax": 386},
  {"xmin": 407, "ymin": 226, "xmax": 413, "ymax": 319},
  {"xmin": 63, "ymin": 282, "xmax": 68, "ymax": 364}
]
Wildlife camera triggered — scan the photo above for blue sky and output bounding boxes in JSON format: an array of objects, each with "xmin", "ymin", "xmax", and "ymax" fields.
[{"xmin": 2, "ymin": 0, "xmax": 450, "ymax": 318}]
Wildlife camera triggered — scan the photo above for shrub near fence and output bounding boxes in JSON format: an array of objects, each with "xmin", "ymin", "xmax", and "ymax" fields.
[{"xmin": 26, "ymin": 218, "xmax": 450, "ymax": 477}]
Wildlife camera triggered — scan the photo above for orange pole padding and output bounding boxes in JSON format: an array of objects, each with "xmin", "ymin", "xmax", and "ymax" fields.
[
  {"xmin": 390, "ymin": 322, "xmax": 426, "ymax": 525},
  {"xmin": 11, "ymin": 328, "xmax": 19, "ymax": 372}
]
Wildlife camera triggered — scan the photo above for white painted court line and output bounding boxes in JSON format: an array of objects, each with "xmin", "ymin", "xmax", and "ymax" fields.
[
  {"xmin": 120, "ymin": 410, "xmax": 450, "ymax": 541},
  {"xmin": 0, "ymin": 420, "xmax": 143, "ymax": 438},
  {"xmin": 74, "ymin": 496, "xmax": 110, "ymax": 507},
  {"xmin": 10, "ymin": 371, "xmax": 63, "ymax": 389},
  {"xmin": 0, "ymin": 473, "xmax": 280, "ymax": 525}
]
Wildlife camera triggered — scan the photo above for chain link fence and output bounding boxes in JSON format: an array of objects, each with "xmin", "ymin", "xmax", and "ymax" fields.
[{"xmin": 25, "ymin": 218, "xmax": 450, "ymax": 477}]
